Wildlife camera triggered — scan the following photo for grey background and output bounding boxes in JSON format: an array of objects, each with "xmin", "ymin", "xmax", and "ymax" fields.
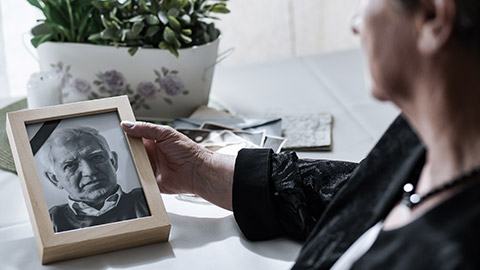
[{"xmin": 26, "ymin": 111, "xmax": 142, "ymax": 210}]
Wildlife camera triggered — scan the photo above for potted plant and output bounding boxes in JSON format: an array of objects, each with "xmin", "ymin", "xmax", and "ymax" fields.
[{"xmin": 27, "ymin": 0, "xmax": 230, "ymax": 120}]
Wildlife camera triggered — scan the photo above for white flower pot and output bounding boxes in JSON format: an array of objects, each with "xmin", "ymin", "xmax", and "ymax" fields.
[{"xmin": 36, "ymin": 39, "xmax": 220, "ymax": 120}]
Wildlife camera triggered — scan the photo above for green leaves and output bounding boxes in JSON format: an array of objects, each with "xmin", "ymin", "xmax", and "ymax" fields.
[
  {"xmin": 180, "ymin": 34, "xmax": 192, "ymax": 44},
  {"xmin": 208, "ymin": 3, "xmax": 230, "ymax": 14},
  {"xmin": 26, "ymin": 0, "xmax": 42, "ymax": 9},
  {"xmin": 159, "ymin": 41, "xmax": 178, "ymax": 57},
  {"xmin": 100, "ymin": 26, "xmax": 118, "ymax": 39},
  {"xmin": 167, "ymin": 8, "xmax": 180, "ymax": 17},
  {"xmin": 145, "ymin": 14, "xmax": 160, "ymax": 25},
  {"xmin": 27, "ymin": 0, "xmax": 229, "ymax": 57},
  {"xmin": 163, "ymin": 0, "xmax": 189, "ymax": 10},
  {"xmin": 167, "ymin": 16, "xmax": 181, "ymax": 31},
  {"xmin": 158, "ymin": 11, "xmax": 169, "ymax": 24},
  {"xmin": 31, "ymin": 33, "xmax": 54, "ymax": 48},
  {"xmin": 28, "ymin": 0, "xmax": 106, "ymax": 47},
  {"xmin": 131, "ymin": 22, "xmax": 145, "ymax": 36},
  {"xmin": 146, "ymin": 26, "xmax": 161, "ymax": 37},
  {"xmin": 128, "ymin": 47, "xmax": 139, "ymax": 56},
  {"xmin": 163, "ymin": 27, "xmax": 181, "ymax": 48}
]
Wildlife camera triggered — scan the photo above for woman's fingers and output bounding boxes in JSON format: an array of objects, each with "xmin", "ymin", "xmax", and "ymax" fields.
[
  {"xmin": 121, "ymin": 121, "xmax": 177, "ymax": 142},
  {"xmin": 120, "ymin": 120, "xmax": 199, "ymax": 195},
  {"xmin": 143, "ymin": 138, "xmax": 160, "ymax": 174}
]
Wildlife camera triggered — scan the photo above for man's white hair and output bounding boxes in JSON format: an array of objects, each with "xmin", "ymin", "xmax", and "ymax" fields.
[{"xmin": 36, "ymin": 127, "xmax": 112, "ymax": 173}]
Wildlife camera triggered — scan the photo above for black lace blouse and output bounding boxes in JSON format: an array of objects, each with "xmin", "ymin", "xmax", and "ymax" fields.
[{"xmin": 232, "ymin": 115, "xmax": 480, "ymax": 269}]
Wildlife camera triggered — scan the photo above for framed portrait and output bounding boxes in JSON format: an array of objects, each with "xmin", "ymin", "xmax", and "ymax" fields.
[{"xmin": 6, "ymin": 96, "xmax": 170, "ymax": 264}]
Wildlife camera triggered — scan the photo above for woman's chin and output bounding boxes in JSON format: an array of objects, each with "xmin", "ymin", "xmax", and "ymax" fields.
[{"xmin": 370, "ymin": 86, "xmax": 390, "ymax": 102}]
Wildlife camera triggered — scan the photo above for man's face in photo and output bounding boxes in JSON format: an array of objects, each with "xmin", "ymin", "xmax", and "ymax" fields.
[{"xmin": 46, "ymin": 134, "xmax": 119, "ymax": 205}]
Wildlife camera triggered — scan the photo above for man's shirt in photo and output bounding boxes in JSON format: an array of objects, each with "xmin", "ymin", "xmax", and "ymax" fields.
[{"xmin": 68, "ymin": 186, "xmax": 123, "ymax": 216}]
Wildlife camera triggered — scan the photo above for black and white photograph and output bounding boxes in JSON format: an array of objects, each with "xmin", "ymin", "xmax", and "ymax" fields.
[{"xmin": 26, "ymin": 111, "xmax": 151, "ymax": 233}]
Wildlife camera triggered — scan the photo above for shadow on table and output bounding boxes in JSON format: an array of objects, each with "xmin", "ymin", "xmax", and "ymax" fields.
[
  {"xmin": 239, "ymin": 237, "xmax": 301, "ymax": 263},
  {"xmin": 168, "ymin": 212, "xmax": 301, "ymax": 262},
  {"xmin": 168, "ymin": 212, "xmax": 238, "ymax": 249},
  {"xmin": 2, "ymin": 236, "xmax": 174, "ymax": 269}
]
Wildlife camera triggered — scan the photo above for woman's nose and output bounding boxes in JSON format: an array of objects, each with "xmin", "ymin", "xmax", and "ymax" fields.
[
  {"xmin": 351, "ymin": 16, "xmax": 361, "ymax": 35},
  {"xmin": 351, "ymin": 0, "xmax": 366, "ymax": 35}
]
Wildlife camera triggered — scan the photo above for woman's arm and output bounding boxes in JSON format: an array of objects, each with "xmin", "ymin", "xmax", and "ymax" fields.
[
  {"xmin": 121, "ymin": 121, "xmax": 358, "ymax": 241},
  {"xmin": 234, "ymin": 149, "xmax": 357, "ymax": 241}
]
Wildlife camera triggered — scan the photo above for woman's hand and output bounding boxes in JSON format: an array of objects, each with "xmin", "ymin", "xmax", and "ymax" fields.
[{"xmin": 121, "ymin": 121, "xmax": 235, "ymax": 210}]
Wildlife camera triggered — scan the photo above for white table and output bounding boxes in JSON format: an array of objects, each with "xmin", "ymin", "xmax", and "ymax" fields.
[{"xmin": 0, "ymin": 48, "xmax": 399, "ymax": 269}]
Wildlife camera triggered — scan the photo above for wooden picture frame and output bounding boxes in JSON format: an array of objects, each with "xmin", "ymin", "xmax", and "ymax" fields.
[{"xmin": 6, "ymin": 96, "xmax": 170, "ymax": 264}]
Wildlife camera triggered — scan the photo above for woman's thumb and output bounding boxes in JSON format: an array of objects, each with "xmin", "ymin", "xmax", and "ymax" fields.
[{"xmin": 121, "ymin": 121, "xmax": 175, "ymax": 142}]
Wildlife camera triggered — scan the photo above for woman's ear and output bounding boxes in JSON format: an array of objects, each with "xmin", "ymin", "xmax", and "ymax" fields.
[{"xmin": 417, "ymin": 0, "xmax": 456, "ymax": 54}]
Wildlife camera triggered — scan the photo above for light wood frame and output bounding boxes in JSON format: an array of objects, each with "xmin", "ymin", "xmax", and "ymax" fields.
[{"xmin": 6, "ymin": 96, "xmax": 170, "ymax": 264}]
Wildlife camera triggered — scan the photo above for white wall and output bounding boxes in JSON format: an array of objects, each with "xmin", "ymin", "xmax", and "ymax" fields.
[
  {"xmin": 0, "ymin": 2, "xmax": 10, "ymax": 98},
  {"xmin": 215, "ymin": 0, "xmax": 360, "ymax": 67},
  {"xmin": 0, "ymin": 0, "xmax": 359, "ymax": 97},
  {"xmin": 1, "ymin": 0, "xmax": 42, "ymax": 97}
]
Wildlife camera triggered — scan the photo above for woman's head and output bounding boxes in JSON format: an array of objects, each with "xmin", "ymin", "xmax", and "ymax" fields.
[
  {"xmin": 394, "ymin": 0, "xmax": 480, "ymax": 49},
  {"xmin": 352, "ymin": 0, "xmax": 480, "ymax": 103}
]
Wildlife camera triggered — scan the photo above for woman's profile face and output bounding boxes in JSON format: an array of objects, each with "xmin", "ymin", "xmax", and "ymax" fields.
[{"xmin": 351, "ymin": 0, "xmax": 420, "ymax": 103}]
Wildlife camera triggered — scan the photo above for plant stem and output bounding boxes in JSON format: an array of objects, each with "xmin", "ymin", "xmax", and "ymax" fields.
[{"xmin": 66, "ymin": 0, "xmax": 75, "ymax": 41}]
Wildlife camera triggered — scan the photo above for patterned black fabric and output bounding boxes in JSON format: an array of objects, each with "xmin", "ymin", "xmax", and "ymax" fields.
[
  {"xmin": 235, "ymin": 114, "xmax": 480, "ymax": 269},
  {"xmin": 271, "ymin": 152, "xmax": 357, "ymax": 240},
  {"xmin": 292, "ymin": 115, "xmax": 425, "ymax": 270},
  {"xmin": 232, "ymin": 149, "xmax": 357, "ymax": 241},
  {"xmin": 352, "ymin": 178, "xmax": 480, "ymax": 270},
  {"xmin": 233, "ymin": 148, "xmax": 282, "ymax": 240},
  {"xmin": 233, "ymin": 114, "xmax": 442, "ymax": 269}
]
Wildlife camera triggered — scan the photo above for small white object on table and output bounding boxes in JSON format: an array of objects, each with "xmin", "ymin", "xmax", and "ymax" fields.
[{"xmin": 26, "ymin": 71, "xmax": 63, "ymax": 109}]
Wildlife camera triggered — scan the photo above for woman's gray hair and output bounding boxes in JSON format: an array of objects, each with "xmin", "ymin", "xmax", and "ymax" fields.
[{"xmin": 395, "ymin": 0, "xmax": 480, "ymax": 49}]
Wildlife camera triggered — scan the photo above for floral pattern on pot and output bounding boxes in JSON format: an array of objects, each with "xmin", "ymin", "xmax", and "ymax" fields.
[
  {"xmin": 99, "ymin": 70, "xmax": 127, "ymax": 93},
  {"xmin": 137, "ymin": 82, "xmax": 158, "ymax": 98},
  {"xmin": 90, "ymin": 70, "xmax": 150, "ymax": 110},
  {"xmin": 154, "ymin": 67, "xmax": 190, "ymax": 105},
  {"xmin": 51, "ymin": 62, "xmax": 71, "ymax": 89},
  {"xmin": 51, "ymin": 61, "xmax": 190, "ymax": 110},
  {"xmin": 88, "ymin": 67, "xmax": 188, "ymax": 110},
  {"xmin": 72, "ymin": 78, "xmax": 92, "ymax": 94},
  {"xmin": 52, "ymin": 62, "xmax": 92, "ymax": 100},
  {"xmin": 93, "ymin": 70, "xmax": 130, "ymax": 95}
]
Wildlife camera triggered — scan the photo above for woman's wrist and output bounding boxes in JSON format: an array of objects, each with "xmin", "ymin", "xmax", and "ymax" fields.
[{"xmin": 194, "ymin": 150, "xmax": 236, "ymax": 210}]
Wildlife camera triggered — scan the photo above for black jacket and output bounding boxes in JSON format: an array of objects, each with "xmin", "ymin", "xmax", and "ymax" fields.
[{"xmin": 232, "ymin": 115, "xmax": 480, "ymax": 269}]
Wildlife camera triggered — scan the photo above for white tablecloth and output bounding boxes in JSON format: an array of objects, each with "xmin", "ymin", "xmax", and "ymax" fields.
[{"xmin": 0, "ymin": 48, "xmax": 399, "ymax": 269}]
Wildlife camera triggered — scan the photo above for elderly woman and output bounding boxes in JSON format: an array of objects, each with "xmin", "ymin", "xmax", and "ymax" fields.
[{"xmin": 121, "ymin": 0, "xmax": 480, "ymax": 268}]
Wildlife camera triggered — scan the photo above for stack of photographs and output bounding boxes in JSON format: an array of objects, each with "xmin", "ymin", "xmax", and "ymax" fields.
[
  {"xmin": 173, "ymin": 106, "xmax": 333, "ymax": 153},
  {"xmin": 177, "ymin": 121, "xmax": 287, "ymax": 154}
]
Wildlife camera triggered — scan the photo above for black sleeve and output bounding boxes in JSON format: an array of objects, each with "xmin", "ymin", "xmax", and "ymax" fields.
[{"xmin": 232, "ymin": 148, "xmax": 358, "ymax": 241}]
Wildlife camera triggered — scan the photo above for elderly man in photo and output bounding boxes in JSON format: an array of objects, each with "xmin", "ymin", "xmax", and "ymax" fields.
[{"xmin": 37, "ymin": 126, "xmax": 150, "ymax": 233}]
